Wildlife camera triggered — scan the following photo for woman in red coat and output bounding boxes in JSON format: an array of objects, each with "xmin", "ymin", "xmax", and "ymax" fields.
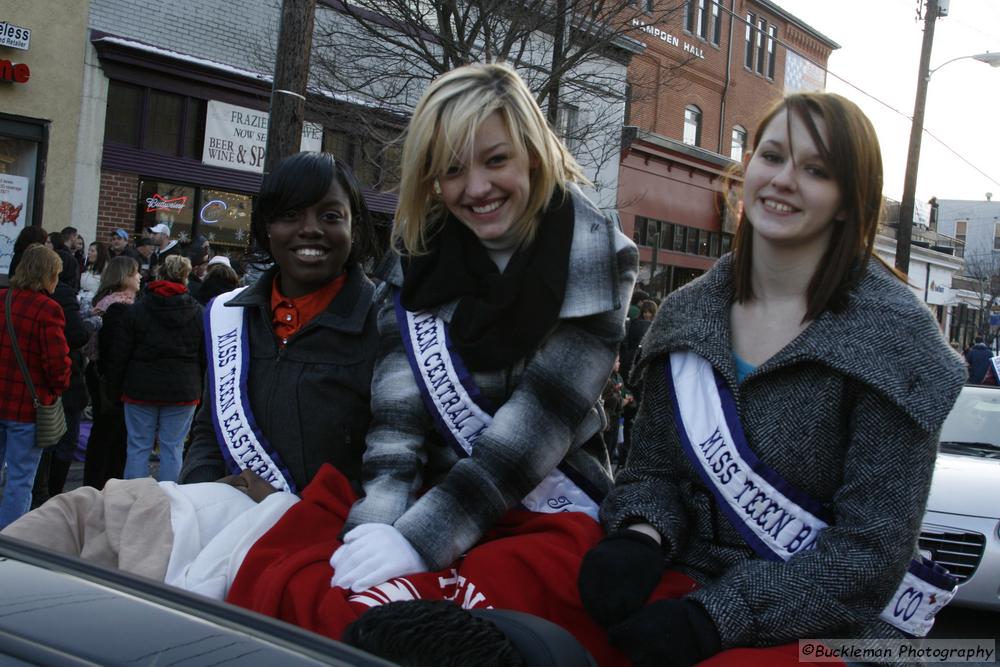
[{"xmin": 0, "ymin": 244, "xmax": 71, "ymax": 528}]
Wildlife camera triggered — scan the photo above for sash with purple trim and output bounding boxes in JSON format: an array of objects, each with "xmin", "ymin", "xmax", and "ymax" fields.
[
  {"xmin": 666, "ymin": 350, "xmax": 957, "ymax": 637},
  {"xmin": 204, "ymin": 289, "xmax": 296, "ymax": 494},
  {"xmin": 990, "ymin": 355, "xmax": 1000, "ymax": 383},
  {"xmin": 394, "ymin": 291, "xmax": 600, "ymax": 520}
]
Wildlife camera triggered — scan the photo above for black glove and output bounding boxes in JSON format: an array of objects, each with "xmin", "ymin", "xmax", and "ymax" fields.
[
  {"xmin": 609, "ymin": 599, "xmax": 721, "ymax": 667},
  {"xmin": 578, "ymin": 528, "xmax": 664, "ymax": 627}
]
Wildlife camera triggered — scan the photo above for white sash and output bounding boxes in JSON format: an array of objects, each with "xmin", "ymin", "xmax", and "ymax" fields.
[
  {"xmin": 667, "ymin": 351, "xmax": 957, "ymax": 637},
  {"xmin": 205, "ymin": 289, "xmax": 296, "ymax": 493},
  {"xmin": 395, "ymin": 292, "xmax": 600, "ymax": 520},
  {"xmin": 990, "ymin": 355, "xmax": 1000, "ymax": 382}
]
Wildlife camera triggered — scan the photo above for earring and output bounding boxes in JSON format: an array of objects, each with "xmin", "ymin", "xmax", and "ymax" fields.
[{"xmin": 432, "ymin": 179, "xmax": 442, "ymax": 196}]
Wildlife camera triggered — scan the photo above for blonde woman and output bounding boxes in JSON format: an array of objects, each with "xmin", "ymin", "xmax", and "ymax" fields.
[
  {"xmin": 228, "ymin": 63, "xmax": 637, "ymax": 662},
  {"xmin": 106, "ymin": 254, "xmax": 204, "ymax": 482}
]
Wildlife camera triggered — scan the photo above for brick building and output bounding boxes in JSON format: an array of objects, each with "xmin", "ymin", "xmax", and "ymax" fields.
[{"xmin": 619, "ymin": 0, "xmax": 838, "ymax": 296}]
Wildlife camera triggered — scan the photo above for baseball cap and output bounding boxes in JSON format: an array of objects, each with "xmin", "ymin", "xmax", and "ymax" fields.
[
  {"xmin": 147, "ymin": 223, "xmax": 171, "ymax": 235},
  {"xmin": 113, "ymin": 229, "xmax": 129, "ymax": 240},
  {"xmin": 207, "ymin": 255, "xmax": 232, "ymax": 269}
]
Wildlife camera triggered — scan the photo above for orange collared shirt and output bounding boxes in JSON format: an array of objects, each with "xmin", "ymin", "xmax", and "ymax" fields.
[{"xmin": 270, "ymin": 273, "xmax": 348, "ymax": 346}]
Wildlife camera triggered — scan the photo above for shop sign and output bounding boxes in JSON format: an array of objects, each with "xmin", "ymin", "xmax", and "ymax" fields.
[
  {"xmin": 145, "ymin": 193, "xmax": 189, "ymax": 213},
  {"xmin": 630, "ymin": 18, "xmax": 705, "ymax": 59},
  {"xmin": 202, "ymin": 100, "xmax": 323, "ymax": 174},
  {"xmin": 0, "ymin": 59, "xmax": 29, "ymax": 84},
  {"xmin": 0, "ymin": 22, "xmax": 31, "ymax": 51},
  {"xmin": 0, "ymin": 174, "xmax": 29, "ymax": 274}
]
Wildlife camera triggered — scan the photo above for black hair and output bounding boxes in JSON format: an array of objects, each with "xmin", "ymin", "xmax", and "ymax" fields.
[
  {"xmin": 48, "ymin": 231, "xmax": 66, "ymax": 251},
  {"xmin": 248, "ymin": 151, "xmax": 378, "ymax": 269},
  {"xmin": 60, "ymin": 226, "xmax": 79, "ymax": 244},
  {"xmin": 342, "ymin": 600, "xmax": 525, "ymax": 667},
  {"xmin": 8, "ymin": 226, "xmax": 49, "ymax": 279}
]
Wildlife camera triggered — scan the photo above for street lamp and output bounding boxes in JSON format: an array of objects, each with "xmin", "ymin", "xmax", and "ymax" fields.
[
  {"xmin": 894, "ymin": 2, "xmax": 1000, "ymax": 273},
  {"xmin": 928, "ymin": 51, "xmax": 1000, "ymax": 77}
]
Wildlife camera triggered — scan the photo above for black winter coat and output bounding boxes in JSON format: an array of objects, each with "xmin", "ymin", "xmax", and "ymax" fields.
[
  {"xmin": 106, "ymin": 285, "xmax": 204, "ymax": 404},
  {"xmin": 52, "ymin": 282, "xmax": 92, "ymax": 411},
  {"xmin": 179, "ymin": 264, "xmax": 378, "ymax": 491}
]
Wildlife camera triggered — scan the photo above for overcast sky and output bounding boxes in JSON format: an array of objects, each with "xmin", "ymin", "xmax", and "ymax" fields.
[{"xmin": 768, "ymin": 0, "xmax": 1000, "ymax": 206}]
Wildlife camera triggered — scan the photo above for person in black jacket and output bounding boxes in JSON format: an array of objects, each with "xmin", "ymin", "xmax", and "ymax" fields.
[
  {"xmin": 179, "ymin": 151, "xmax": 379, "ymax": 493},
  {"xmin": 31, "ymin": 257, "xmax": 93, "ymax": 505},
  {"xmin": 107, "ymin": 254, "xmax": 204, "ymax": 482},
  {"xmin": 964, "ymin": 336, "xmax": 994, "ymax": 384}
]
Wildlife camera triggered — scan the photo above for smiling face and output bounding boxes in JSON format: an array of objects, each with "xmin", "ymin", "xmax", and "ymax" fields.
[
  {"xmin": 437, "ymin": 111, "xmax": 533, "ymax": 246},
  {"xmin": 743, "ymin": 109, "xmax": 844, "ymax": 253},
  {"xmin": 110, "ymin": 234, "xmax": 126, "ymax": 252},
  {"xmin": 87, "ymin": 244, "xmax": 97, "ymax": 264},
  {"xmin": 268, "ymin": 178, "xmax": 352, "ymax": 298}
]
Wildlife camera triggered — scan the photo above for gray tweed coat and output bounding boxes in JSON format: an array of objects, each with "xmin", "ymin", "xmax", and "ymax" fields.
[
  {"xmin": 602, "ymin": 254, "xmax": 966, "ymax": 649},
  {"xmin": 346, "ymin": 187, "xmax": 639, "ymax": 570}
]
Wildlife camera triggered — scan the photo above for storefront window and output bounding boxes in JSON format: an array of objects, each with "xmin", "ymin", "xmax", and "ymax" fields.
[
  {"xmin": 138, "ymin": 180, "xmax": 195, "ymax": 243},
  {"xmin": 105, "ymin": 80, "xmax": 142, "ymax": 146},
  {"xmin": 197, "ymin": 189, "xmax": 252, "ymax": 249},
  {"xmin": 135, "ymin": 179, "xmax": 252, "ymax": 251},
  {"xmin": 0, "ymin": 135, "xmax": 40, "ymax": 274},
  {"xmin": 146, "ymin": 90, "xmax": 185, "ymax": 155}
]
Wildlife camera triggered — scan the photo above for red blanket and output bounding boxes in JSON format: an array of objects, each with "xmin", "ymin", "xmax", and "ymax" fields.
[{"xmin": 228, "ymin": 465, "xmax": 840, "ymax": 666}]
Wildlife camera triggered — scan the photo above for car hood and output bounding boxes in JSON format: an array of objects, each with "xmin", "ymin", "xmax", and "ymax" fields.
[{"xmin": 926, "ymin": 453, "xmax": 1000, "ymax": 519}]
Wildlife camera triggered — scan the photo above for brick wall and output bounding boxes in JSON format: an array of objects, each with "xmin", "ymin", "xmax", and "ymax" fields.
[
  {"xmin": 96, "ymin": 169, "xmax": 139, "ymax": 244},
  {"xmin": 627, "ymin": 0, "xmax": 834, "ymax": 155}
]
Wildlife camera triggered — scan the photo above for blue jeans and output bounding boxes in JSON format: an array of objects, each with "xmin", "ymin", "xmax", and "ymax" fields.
[
  {"xmin": 123, "ymin": 404, "xmax": 196, "ymax": 482},
  {"xmin": 0, "ymin": 419, "xmax": 42, "ymax": 529}
]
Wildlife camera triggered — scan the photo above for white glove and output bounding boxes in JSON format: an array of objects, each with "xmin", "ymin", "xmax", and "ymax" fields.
[{"xmin": 329, "ymin": 523, "xmax": 428, "ymax": 592}]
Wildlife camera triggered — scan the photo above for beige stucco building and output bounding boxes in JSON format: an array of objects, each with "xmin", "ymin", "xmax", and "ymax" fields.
[{"xmin": 0, "ymin": 0, "xmax": 90, "ymax": 278}]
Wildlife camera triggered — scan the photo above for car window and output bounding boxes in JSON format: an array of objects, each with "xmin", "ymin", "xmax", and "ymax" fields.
[{"xmin": 938, "ymin": 387, "xmax": 1000, "ymax": 452}]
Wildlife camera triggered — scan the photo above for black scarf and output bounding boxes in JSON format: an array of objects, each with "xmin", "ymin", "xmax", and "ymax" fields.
[{"xmin": 400, "ymin": 192, "xmax": 575, "ymax": 372}]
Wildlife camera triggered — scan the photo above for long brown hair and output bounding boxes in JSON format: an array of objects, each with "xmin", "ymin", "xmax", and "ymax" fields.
[{"xmin": 730, "ymin": 92, "xmax": 887, "ymax": 321}]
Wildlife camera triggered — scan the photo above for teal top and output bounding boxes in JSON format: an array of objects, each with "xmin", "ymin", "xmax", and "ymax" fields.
[{"xmin": 733, "ymin": 353, "xmax": 757, "ymax": 384}]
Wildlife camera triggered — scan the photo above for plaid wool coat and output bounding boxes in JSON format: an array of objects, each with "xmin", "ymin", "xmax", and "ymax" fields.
[
  {"xmin": 346, "ymin": 187, "xmax": 639, "ymax": 570},
  {"xmin": 602, "ymin": 254, "xmax": 966, "ymax": 648},
  {"xmin": 0, "ymin": 288, "xmax": 71, "ymax": 422}
]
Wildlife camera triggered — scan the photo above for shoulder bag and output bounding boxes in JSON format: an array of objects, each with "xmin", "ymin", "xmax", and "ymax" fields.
[{"xmin": 4, "ymin": 289, "xmax": 67, "ymax": 448}]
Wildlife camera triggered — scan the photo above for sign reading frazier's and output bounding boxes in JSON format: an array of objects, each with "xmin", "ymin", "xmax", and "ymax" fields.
[{"xmin": 0, "ymin": 22, "xmax": 31, "ymax": 50}]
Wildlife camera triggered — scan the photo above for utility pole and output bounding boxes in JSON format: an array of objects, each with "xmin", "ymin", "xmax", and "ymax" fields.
[
  {"xmin": 546, "ymin": 0, "xmax": 568, "ymax": 125},
  {"xmin": 264, "ymin": 0, "xmax": 317, "ymax": 175},
  {"xmin": 895, "ymin": 0, "xmax": 940, "ymax": 274}
]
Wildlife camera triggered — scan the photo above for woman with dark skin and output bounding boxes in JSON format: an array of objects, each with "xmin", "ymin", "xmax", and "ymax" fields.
[{"xmin": 179, "ymin": 151, "xmax": 379, "ymax": 493}]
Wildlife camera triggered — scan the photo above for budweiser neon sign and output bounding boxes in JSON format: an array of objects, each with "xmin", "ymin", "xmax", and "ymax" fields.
[{"xmin": 145, "ymin": 193, "xmax": 188, "ymax": 212}]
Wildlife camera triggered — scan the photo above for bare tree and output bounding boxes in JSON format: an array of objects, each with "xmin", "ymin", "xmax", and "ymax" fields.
[
  {"xmin": 963, "ymin": 251, "xmax": 1000, "ymax": 345},
  {"xmin": 300, "ymin": 0, "xmax": 690, "ymax": 198}
]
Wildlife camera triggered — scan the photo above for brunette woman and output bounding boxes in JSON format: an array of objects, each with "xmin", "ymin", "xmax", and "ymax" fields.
[
  {"xmin": 82, "ymin": 256, "xmax": 141, "ymax": 489},
  {"xmin": 578, "ymin": 93, "xmax": 966, "ymax": 666},
  {"xmin": 108, "ymin": 255, "xmax": 204, "ymax": 483}
]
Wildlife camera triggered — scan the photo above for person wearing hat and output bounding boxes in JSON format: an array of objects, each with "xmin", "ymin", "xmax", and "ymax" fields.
[
  {"xmin": 146, "ymin": 223, "xmax": 181, "ymax": 276},
  {"xmin": 108, "ymin": 229, "xmax": 141, "ymax": 262}
]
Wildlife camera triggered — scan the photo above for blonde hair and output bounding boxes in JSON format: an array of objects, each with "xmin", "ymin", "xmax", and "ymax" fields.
[
  {"xmin": 10, "ymin": 244, "xmax": 62, "ymax": 292},
  {"xmin": 394, "ymin": 62, "xmax": 586, "ymax": 255},
  {"xmin": 159, "ymin": 255, "xmax": 192, "ymax": 284}
]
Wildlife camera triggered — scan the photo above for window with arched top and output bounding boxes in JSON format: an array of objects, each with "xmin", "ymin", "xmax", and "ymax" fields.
[
  {"xmin": 683, "ymin": 105, "xmax": 702, "ymax": 146},
  {"xmin": 731, "ymin": 125, "xmax": 747, "ymax": 160}
]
